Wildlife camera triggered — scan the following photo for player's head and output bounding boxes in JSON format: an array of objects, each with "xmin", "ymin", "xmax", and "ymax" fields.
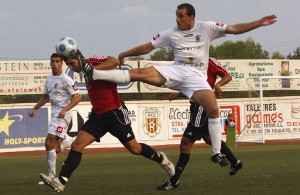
[
  {"xmin": 63, "ymin": 49, "xmax": 85, "ymax": 73},
  {"xmin": 176, "ymin": 3, "xmax": 195, "ymax": 31},
  {"xmin": 50, "ymin": 53, "xmax": 63, "ymax": 75}
]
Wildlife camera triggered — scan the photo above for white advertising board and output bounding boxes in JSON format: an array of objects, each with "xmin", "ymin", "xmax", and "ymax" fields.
[{"xmin": 0, "ymin": 60, "xmax": 139, "ymax": 95}]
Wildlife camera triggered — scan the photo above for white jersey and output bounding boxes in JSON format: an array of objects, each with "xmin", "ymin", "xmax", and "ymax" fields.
[
  {"xmin": 43, "ymin": 73, "xmax": 79, "ymax": 117},
  {"xmin": 151, "ymin": 21, "xmax": 226, "ymax": 78}
]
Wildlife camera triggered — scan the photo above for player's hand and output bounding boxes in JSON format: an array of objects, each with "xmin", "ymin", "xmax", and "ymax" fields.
[
  {"xmin": 168, "ymin": 93, "xmax": 180, "ymax": 101},
  {"xmin": 214, "ymin": 86, "xmax": 223, "ymax": 98},
  {"xmin": 260, "ymin": 15, "xmax": 277, "ymax": 26},
  {"xmin": 28, "ymin": 109, "xmax": 35, "ymax": 117},
  {"xmin": 57, "ymin": 111, "xmax": 66, "ymax": 119},
  {"xmin": 117, "ymin": 62, "xmax": 125, "ymax": 70},
  {"xmin": 118, "ymin": 53, "xmax": 125, "ymax": 67}
]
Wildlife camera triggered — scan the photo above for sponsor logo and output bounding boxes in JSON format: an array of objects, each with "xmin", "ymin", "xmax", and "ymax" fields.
[
  {"xmin": 72, "ymin": 84, "xmax": 78, "ymax": 91},
  {"xmin": 0, "ymin": 112, "xmax": 18, "ymax": 136},
  {"xmin": 56, "ymin": 126, "xmax": 63, "ymax": 133},
  {"xmin": 142, "ymin": 108, "xmax": 162, "ymax": 137},
  {"xmin": 183, "ymin": 33, "xmax": 193, "ymax": 37},
  {"xmin": 0, "ymin": 109, "xmax": 48, "ymax": 148},
  {"xmin": 177, "ymin": 45, "xmax": 204, "ymax": 51}
]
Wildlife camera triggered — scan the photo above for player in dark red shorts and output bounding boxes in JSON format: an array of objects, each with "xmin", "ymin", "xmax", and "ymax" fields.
[
  {"xmin": 157, "ymin": 58, "xmax": 243, "ymax": 190},
  {"xmin": 40, "ymin": 50, "xmax": 175, "ymax": 193}
]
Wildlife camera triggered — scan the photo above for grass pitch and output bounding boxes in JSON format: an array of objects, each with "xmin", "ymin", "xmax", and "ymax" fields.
[{"xmin": 0, "ymin": 144, "xmax": 300, "ymax": 195}]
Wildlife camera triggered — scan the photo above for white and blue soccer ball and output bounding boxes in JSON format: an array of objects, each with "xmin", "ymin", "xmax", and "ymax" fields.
[{"xmin": 55, "ymin": 37, "xmax": 77, "ymax": 57}]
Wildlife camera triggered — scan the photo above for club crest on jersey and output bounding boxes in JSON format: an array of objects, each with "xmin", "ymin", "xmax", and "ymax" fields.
[
  {"xmin": 152, "ymin": 34, "xmax": 160, "ymax": 41},
  {"xmin": 188, "ymin": 57, "xmax": 194, "ymax": 63},
  {"xmin": 142, "ymin": 108, "xmax": 161, "ymax": 137},
  {"xmin": 195, "ymin": 35, "xmax": 200, "ymax": 42}
]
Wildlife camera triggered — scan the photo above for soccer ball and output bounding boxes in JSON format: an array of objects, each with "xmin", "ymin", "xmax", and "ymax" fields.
[{"xmin": 55, "ymin": 37, "xmax": 77, "ymax": 57}]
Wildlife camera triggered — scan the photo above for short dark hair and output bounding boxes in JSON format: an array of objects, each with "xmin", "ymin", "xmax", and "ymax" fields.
[
  {"xmin": 177, "ymin": 3, "xmax": 195, "ymax": 19},
  {"xmin": 61, "ymin": 49, "xmax": 84, "ymax": 62},
  {"xmin": 50, "ymin": 53, "xmax": 63, "ymax": 60}
]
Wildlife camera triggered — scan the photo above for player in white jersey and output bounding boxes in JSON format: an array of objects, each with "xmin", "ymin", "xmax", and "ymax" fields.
[
  {"xmin": 29, "ymin": 53, "xmax": 81, "ymax": 184},
  {"xmin": 80, "ymin": 3, "xmax": 276, "ymax": 165}
]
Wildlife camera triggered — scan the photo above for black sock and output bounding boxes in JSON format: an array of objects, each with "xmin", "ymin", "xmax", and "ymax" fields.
[
  {"xmin": 140, "ymin": 143, "xmax": 163, "ymax": 163},
  {"xmin": 221, "ymin": 141, "xmax": 238, "ymax": 166},
  {"xmin": 58, "ymin": 150, "xmax": 82, "ymax": 185},
  {"xmin": 170, "ymin": 153, "xmax": 190, "ymax": 184}
]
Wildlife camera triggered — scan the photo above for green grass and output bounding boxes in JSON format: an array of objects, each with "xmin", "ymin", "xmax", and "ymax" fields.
[{"xmin": 1, "ymin": 144, "xmax": 300, "ymax": 195}]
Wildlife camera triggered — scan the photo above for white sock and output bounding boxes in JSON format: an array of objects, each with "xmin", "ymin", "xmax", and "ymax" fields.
[
  {"xmin": 93, "ymin": 69, "xmax": 131, "ymax": 83},
  {"xmin": 60, "ymin": 136, "xmax": 76, "ymax": 152},
  {"xmin": 46, "ymin": 149, "xmax": 56, "ymax": 177},
  {"xmin": 208, "ymin": 118, "xmax": 222, "ymax": 155}
]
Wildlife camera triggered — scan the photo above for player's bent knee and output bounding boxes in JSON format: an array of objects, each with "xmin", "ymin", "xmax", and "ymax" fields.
[
  {"xmin": 180, "ymin": 138, "xmax": 193, "ymax": 153},
  {"xmin": 70, "ymin": 142, "xmax": 85, "ymax": 152}
]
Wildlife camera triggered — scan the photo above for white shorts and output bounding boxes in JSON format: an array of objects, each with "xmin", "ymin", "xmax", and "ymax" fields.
[
  {"xmin": 154, "ymin": 65, "xmax": 212, "ymax": 99},
  {"xmin": 48, "ymin": 112, "xmax": 72, "ymax": 139}
]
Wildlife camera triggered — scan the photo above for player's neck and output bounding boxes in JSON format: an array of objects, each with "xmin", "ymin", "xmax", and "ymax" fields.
[
  {"xmin": 53, "ymin": 71, "xmax": 62, "ymax": 76},
  {"xmin": 188, "ymin": 21, "xmax": 195, "ymax": 30}
]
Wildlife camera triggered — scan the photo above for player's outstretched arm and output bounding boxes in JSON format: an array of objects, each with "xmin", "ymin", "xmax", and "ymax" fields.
[
  {"xmin": 93, "ymin": 57, "xmax": 120, "ymax": 70},
  {"xmin": 225, "ymin": 15, "xmax": 277, "ymax": 34},
  {"xmin": 118, "ymin": 42, "xmax": 155, "ymax": 65}
]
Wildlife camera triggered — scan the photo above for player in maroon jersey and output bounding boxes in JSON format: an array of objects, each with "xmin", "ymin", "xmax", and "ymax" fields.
[
  {"xmin": 157, "ymin": 58, "xmax": 243, "ymax": 190},
  {"xmin": 40, "ymin": 50, "xmax": 175, "ymax": 193}
]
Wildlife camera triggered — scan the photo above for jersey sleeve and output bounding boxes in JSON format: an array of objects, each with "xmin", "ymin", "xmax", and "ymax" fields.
[
  {"xmin": 205, "ymin": 21, "xmax": 227, "ymax": 40},
  {"xmin": 86, "ymin": 56, "xmax": 108, "ymax": 66},
  {"xmin": 64, "ymin": 75, "xmax": 79, "ymax": 95},
  {"xmin": 43, "ymin": 77, "xmax": 50, "ymax": 94},
  {"xmin": 151, "ymin": 28, "xmax": 172, "ymax": 48},
  {"xmin": 207, "ymin": 58, "xmax": 229, "ymax": 88},
  {"xmin": 209, "ymin": 58, "xmax": 229, "ymax": 77}
]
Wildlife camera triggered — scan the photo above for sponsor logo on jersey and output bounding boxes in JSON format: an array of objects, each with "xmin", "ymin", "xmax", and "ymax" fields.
[
  {"xmin": 177, "ymin": 45, "xmax": 204, "ymax": 51},
  {"xmin": 183, "ymin": 33, "xmax": 193, "ymax": 37},
  {"xmin": 195, "ymin": 35, "xmax": 200, "ymax": 42},
  {"xmin": 178, "ymin": 60, "xmax": 204, "ymax": 67},
  {"xmin": 216, "ymin": 23, "xmax": 224, "ymax": 26}
]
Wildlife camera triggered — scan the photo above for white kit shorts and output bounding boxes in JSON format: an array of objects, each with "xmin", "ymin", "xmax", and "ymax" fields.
[
  {"xmin": 48, "ymin": 112, "xmax": 72, "ymax": 139},
  {"xmin": 154, "ymin": 65, "xmax": 212, "ymax": 99}
]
